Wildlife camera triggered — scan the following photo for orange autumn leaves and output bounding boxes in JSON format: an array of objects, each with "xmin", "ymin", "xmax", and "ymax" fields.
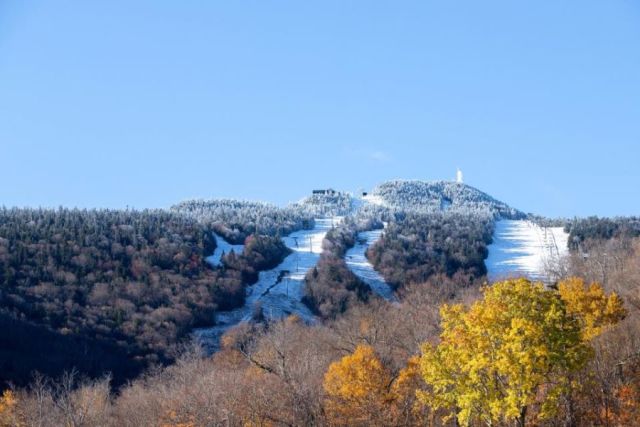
[
  {"xmin": 323, "ymin": 345, "xmax": 392, "ymax": 424},
  {"xmin": 0, "ymin": 390, "xmax": 17, "ymax": 427},
  {"xmin": 322, "ymin": 277, "xmax": 626, "ymax": 426},
  {"xmin": 323, "ymin": 346, "xmax": 424, "ymax": 426}
]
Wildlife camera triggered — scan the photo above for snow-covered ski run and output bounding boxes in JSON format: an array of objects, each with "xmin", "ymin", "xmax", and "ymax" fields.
[
  {"xmin": 345, "ymin": 227, "xmax": 396, "ymax": 301},
  {"xmin": 486, "ymin": 220, "xmax": 569, "ymax": 283},
  {"xmin": 194, "ymin": 217, "xmax": 340, "ymax": 352}
]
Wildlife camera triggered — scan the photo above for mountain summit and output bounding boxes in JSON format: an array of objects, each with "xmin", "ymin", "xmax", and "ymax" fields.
[{"xmin": 369, "ymin": 180, "xmax": 525, "ymax": 219}]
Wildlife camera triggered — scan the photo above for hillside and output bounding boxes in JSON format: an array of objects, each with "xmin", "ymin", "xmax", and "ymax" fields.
[
  {"xmin": 370, "ymin": 180, "xmax": 526, "ymax": 218},
  {"xmin": 2, "ymin": 186, "xmax": 639, "ymax": 427},
  {"xmin": 293, "ymin": 190, "xmax": 354, "ymax": 217},
  {"xmin": 170, "ymin": 199, "xmax": 314, "ymax": 243},
  {"xmin": 0, "ymin": 207, "xmax": 294, "ymax": 387}
]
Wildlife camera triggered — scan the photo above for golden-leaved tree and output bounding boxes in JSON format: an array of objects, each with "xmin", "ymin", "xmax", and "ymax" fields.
[
  {"xmin": 323, "ymin": 345, "xmax": 393, "ymax": 426},
  {"xmin": 558, "ymin": 277, "xmax": 626, "ymax": 340},
  {"xmin": 323, "ymin": 345, "xmax": 429, "ymax": 426},
  {"xmin": 418, "ymin": 278, "xmax": 625, "ymax": 427},
  {"xmin": 0, "ymin": 390, "xmax": 17, "ymax": 427}
]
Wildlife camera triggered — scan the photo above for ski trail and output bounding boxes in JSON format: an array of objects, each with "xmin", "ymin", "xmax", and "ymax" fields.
[
  {"xmin": 486, "ymin": 220, "xmax": 569, "ymax": 283},
  {"xmin": 205, "ymin": 232, "xmax": 244, "ymax": 267},
  {"xmin": 345, "ymin": 227, "xmax": 396, "ymax": 301},
  {"xmin": 194, "ymin": 217, "xmax": 340, "ymax": 352}
]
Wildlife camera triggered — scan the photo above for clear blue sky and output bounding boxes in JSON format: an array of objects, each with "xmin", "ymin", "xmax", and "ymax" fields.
[{"xmin": 1, "ymin": 1, "xmax": 638, "ymax": 217}]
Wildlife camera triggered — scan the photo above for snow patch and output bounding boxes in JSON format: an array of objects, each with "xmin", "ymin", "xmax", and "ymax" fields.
[
  {"xmin": 362, "ymin": 194, "xmax": 387, "ymax": 207},
  {"xmin": 205, "ymin": 233, "xmax": 244, "ymax": 267}
]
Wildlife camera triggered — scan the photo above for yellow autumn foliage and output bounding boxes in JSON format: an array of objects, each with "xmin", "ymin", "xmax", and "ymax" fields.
[
  {"xmin": 390, "ymin": 355, "xmax": 429, "ymax": 422},
  {"xmin": 417, "ymin": 278, "xmax": 615, "ymax": 426},
  {"xmin": 558, "ymin": 277, "xmax": 626, "ymax": 340},
  {"xmin": 323, "ymin": 344, "xmax": 392, "ymax": 426}
]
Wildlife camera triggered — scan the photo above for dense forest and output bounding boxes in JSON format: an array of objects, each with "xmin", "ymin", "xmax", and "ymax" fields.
[
  {"xmin": 294, "ymin": 191, "xmax": 354, "ymax": 217},
  {"xmin": 565, "ymin": 216, "xmax": 640, "ymax": 250},
  {"xmin": 171, "ymin": 199, "xmax": 314, "ymax": 243},
  {"xmin": 2, "ymin": 194, "xmax": 640, "ymax": 426},
  {"xmin": 302, "ymin": 220, "xmax": 371, "ymax": 319},
  {"xmin": 220, "ymin": 234, "xmax": 290, "ymax": 288},
  {"xmin": 0, "ymin": 208, "xmax": 292, "ymax": 387},
  {"xmin": 368, "ymin": 212, "xmax": 494, "ymax": 289},
  {"xmin": 371, "ymin": 180, "xmax": 525, "ymax": 219},
  {"xmin": 2, "ymin": 235, "xmax": 638, "ymax": 426}
]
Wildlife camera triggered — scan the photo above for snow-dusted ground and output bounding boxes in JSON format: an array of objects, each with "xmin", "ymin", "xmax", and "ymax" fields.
[
  {"xmin": 345, "ymin": 228, "xmax": 396, "ymax": 301},
  {"xmin": 486, "ymin": 220, "xmax": 569, "ymax": 283},
  {"xmin": 194, "ymin": 217, "xmax": 340, "ymax": 352},
  {"xmin": 205, "ymin": 232, "xmax": 244, "ymax": 267},
  {"xmin": 362, "ymin": 193, "xmax": 387, "ymax": 207}
]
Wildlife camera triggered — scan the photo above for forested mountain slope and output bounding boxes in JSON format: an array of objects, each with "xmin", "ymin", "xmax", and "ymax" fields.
[
  {"xmin": 565, "ymin": 216, "xmax": 640, "ymax": 250},
  {"xmin": 171, "ymin": 199, "xmax": 314, "ymax": 243},
  {"xmin": 368, "ymin": 211, "xmax": 494, "ymax": 289},
  {"xmin": 293, "ymin": 191, "xmax": 354, "ymax": 217},
  {"xmin": 0, "ymin": 207, "xmax": 291, "ymax": 386},
  {"xmin": 371, "ymin": 180, "xmax": 525, "ymax": 219}
]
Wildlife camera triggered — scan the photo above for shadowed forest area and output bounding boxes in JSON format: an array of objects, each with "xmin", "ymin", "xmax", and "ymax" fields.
[{"xmin": 0, "ymin": 207, "xmax": 302, "ymax": 387}]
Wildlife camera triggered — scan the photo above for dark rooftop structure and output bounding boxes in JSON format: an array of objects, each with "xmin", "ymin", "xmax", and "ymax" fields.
[{"xmin": 312, "ymin": 189, "xmax": 336, "ymax": 196}]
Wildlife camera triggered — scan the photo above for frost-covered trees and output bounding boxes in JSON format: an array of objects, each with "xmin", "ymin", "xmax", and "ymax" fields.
[
  {"xmin": 566, "ymin": 216, "xmax": 640, "ymax": 250},
  {"xmin": 171, "ymin": 199, "xmax": 315, "ymax": 243},
  {"xmin": 371, "ymin": 180, "xmax": 525, "ymax": 219},
  {"xmin": 293, "ymin": 191, "xmax": 354, "ymax": 217},
  {"xmin": 303, "ymin": 220, "xmax": 371, "ymax": 319}
]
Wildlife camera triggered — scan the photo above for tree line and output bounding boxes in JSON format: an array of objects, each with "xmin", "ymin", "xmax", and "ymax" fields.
[
  {"xmin": 565, "ymin": 216, "xmax": 640, "ymax": 250},
  {"xmin": 171, "ymin": 199, "xmax": 315, "ymax": 244}
]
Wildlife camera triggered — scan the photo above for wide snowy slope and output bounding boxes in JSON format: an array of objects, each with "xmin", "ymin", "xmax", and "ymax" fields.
[{"xmin": 486, "ymin": 220, "xmax": 569, "ymax": 283}]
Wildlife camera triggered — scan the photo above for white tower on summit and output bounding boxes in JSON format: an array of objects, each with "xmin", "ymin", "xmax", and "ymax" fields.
[{"xmin": 456, "ymin": 168, "xmax": 463, "ymax": 184}]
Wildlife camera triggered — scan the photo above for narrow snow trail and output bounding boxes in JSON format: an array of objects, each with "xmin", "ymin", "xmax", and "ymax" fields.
[
  {"xmin": 205, "ymin": 232, "xmax": 244, "ymax": 267},
  {"xmin": 194, "ymin": 218, "xmax": 340, "ymax": 352},
  {"xmin": 345, "ymin": 228, "xmax": 396, "ymax": 301},
  {"xmin": 486, "ymin": 220, "xmax": 569, "ymax": 283}
]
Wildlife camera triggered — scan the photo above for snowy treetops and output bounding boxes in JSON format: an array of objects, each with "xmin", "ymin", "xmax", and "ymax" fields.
[{"xmin": 370, "ymin": 180, "xmax": 525, "ymax": 219}]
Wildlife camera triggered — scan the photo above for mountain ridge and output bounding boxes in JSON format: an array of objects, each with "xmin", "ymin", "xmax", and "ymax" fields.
[{"xmin": 368, "ymin": 179, "xmax": 526, "ymax": 219}]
